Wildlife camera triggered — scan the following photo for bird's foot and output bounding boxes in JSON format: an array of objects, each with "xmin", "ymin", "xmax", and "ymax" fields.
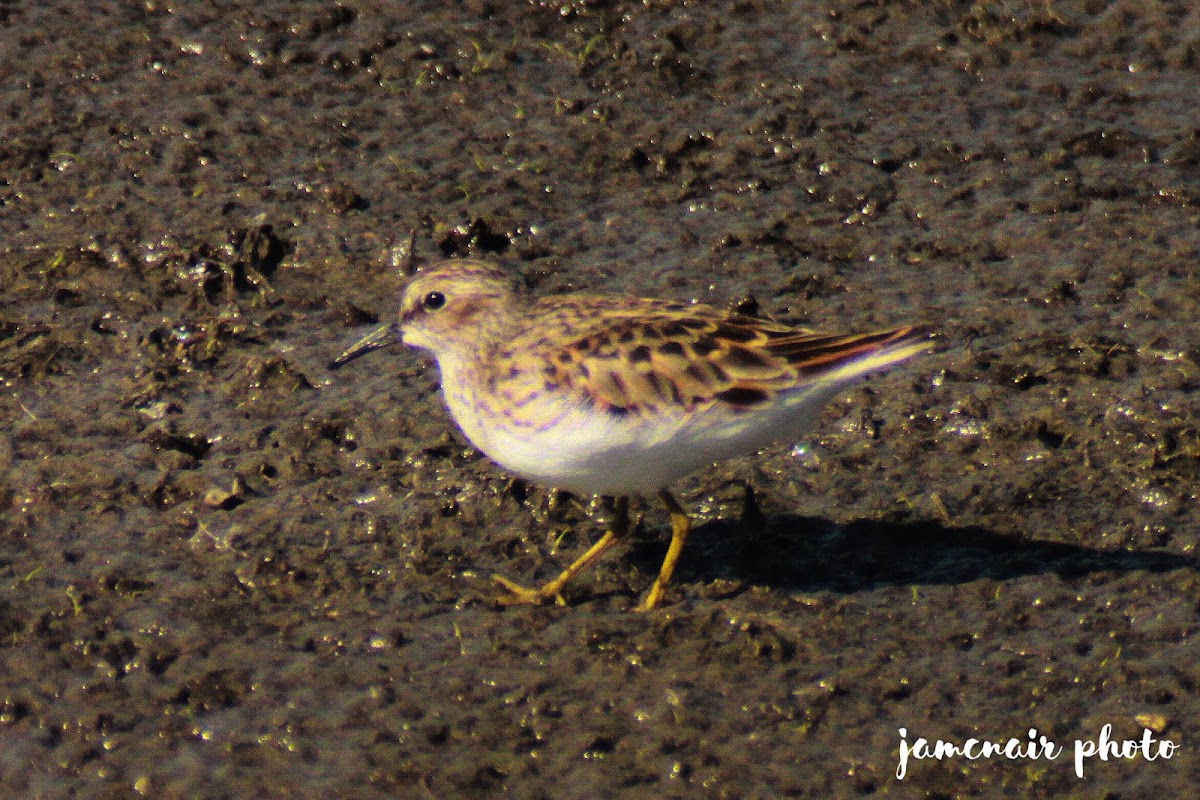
[{"xmin": 492, "ymin": 574, "xmax": 567, "ymax": 607}]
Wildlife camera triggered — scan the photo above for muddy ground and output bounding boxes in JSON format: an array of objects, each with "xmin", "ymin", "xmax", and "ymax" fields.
[{"xmin": 3, "ymin": 1, "xmax": 1200, "ymax": 797}]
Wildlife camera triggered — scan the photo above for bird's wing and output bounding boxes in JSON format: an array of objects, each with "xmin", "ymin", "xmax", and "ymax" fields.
[{"xmin": 523, "ymin": 299, "xmax": 930, "ymax": 415}]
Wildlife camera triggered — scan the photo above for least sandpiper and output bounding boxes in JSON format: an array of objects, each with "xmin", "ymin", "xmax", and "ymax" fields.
[{"xmin": 332, "ymin": 258, "xmax": 932, "ymax": 610}]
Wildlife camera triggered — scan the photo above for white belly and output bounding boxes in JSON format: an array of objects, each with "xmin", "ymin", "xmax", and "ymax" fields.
[{"xmin": 444, "ymin": 382, "xmax": 847, "ymax": 497}]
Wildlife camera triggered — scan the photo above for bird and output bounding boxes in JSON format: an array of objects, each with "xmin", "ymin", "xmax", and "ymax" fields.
[{"xmin": 331, "ymin": 258, "xmax": 932, "ymax": 610}]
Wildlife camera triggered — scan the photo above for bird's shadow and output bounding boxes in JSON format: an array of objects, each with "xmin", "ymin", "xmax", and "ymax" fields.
[{"xmin": 630, "ymin": 514, "xmax": 1199, "ymax": 595}]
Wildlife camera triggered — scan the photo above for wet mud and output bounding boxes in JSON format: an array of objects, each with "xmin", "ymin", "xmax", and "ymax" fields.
[{"xmin": 3, "ymin": 1, "xmax": 1200, "ymax": 797}]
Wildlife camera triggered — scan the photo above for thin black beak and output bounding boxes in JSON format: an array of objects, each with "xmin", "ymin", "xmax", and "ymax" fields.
[{"xmin": 328, "ymin": 322, "xmax": 400, "ymax": 370}]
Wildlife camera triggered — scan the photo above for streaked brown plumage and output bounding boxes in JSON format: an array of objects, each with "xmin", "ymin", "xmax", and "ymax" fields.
[{"xmin": 332, "ymin": 258, "xmax": 933, "ymax": 610}]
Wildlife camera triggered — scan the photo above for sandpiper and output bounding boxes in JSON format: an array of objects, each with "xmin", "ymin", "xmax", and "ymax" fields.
[{"xmin": 332, "ymin": 258, "xmax": 932, "ymax": 610}]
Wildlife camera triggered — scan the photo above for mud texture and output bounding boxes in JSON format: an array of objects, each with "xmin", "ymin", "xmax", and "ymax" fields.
[{"xmin": 3, "ymin": 1, "xmax": 1200, "ymax": 798}]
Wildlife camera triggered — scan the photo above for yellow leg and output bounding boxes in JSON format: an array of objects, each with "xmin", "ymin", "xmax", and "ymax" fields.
[
  {"xmin": 494, "ymin": 497, "xmax": 629, "ymax": 606},
  {"xmin": 636, "ymin": 489, "xmax": 692, "ymax": 611}
]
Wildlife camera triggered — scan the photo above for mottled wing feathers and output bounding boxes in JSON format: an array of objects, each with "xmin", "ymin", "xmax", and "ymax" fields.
[
  {"xmin": 512, "ymin": 298, "xmax": 930, "ymax": 415},
  {"xmin": 760, "ymin": 326, "xmax": 932, "ymax": 375}
]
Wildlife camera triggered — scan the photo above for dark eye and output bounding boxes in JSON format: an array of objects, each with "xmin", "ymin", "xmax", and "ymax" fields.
[{"xmin": 422, "ymin": 291, "xmax": 446, "ymax": 311}]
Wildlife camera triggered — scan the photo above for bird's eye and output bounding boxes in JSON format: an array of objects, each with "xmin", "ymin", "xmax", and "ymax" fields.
[{"xmin": 422, "ymin": 291, "xmax": 446, "ymax": 311}]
